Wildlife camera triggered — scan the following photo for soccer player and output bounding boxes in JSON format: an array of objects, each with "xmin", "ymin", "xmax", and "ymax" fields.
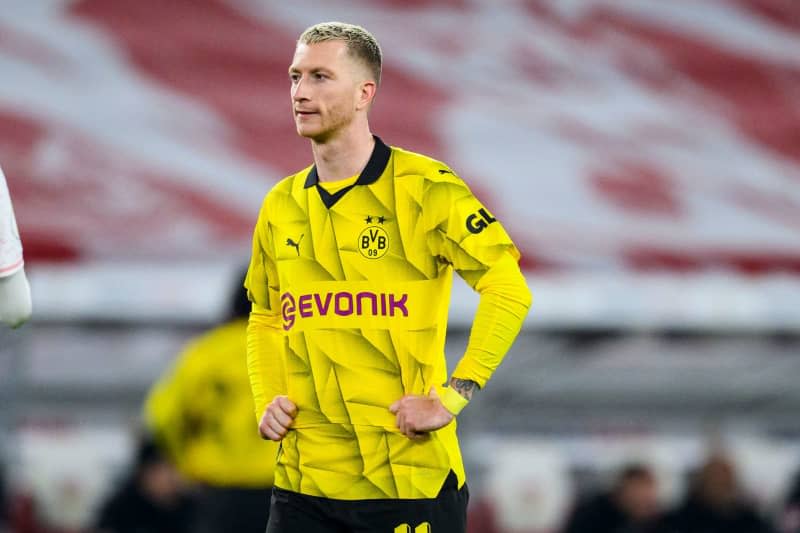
[
  {"xmin": 246, "ymin": 22, "xmax": 531, "ymax": 533},
  {"xmin": 0, "ymin": 166, "xmax": 32, "ymax": 328},
  {"xmin": 145, "ymin": 269, "xmax": 276, "ymax": 533}
]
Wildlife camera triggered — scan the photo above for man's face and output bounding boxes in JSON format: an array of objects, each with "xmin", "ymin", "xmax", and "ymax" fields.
[{"xmin": 289, "ymin": 40, "xmax": 367, "ymax": 141}]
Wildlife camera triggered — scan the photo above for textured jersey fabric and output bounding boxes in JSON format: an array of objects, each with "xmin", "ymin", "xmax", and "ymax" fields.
[{"xmin": 246, "ymin": 137, "xmax": 530, "ymax": 500}]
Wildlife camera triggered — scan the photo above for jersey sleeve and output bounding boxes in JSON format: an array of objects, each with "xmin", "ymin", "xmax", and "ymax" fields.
[
  {"xmin": 424, "ymin": 169, "xmax": 520, "ymax": 287},
  {"xmin": 0, "ymin": 169, "xmax": 24, "ymax": 278},
  {"xmin": 424, "ymin": 168, "xmax": 532, "ymax": 392},
  {"xmin": 244, "ymin": 201, "xmax": 278, "ymax": 311},
  {"xmin": 244, "ymin": 198, "xmax": 286, "ymax": 420}
]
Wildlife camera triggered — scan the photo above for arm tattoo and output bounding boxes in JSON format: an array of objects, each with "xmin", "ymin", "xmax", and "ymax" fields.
[{"xmin": 450, "ymin": 378, "xmax": 479, "ymax": 401}]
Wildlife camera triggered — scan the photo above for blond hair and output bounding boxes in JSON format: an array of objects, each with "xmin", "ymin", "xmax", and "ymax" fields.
[{"xmin": 298, "ymin": 22, "xmax": 382, "ymax": 85}]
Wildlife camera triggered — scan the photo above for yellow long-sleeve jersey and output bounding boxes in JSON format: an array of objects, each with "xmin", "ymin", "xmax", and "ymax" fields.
[
  {"xmin": 246, "ymin": 137, "xmax": 531, "ymax": 500},
  {"xmin": 145, "ymin": 319, "xmax": 277, "ymax": 488}
]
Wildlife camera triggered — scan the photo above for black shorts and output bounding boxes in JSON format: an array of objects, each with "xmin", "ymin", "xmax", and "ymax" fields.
[
  {"xmin": 265, "ymin": 471, "xmax": 468, "ymax": 533},
  {"xmin": 193, "ymin": 485, "xmax": 271, "ymax": 533}
]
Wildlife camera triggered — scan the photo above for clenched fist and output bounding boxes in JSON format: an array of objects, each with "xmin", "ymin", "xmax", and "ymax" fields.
[
  {"xmin": 389, "ymin": 388, "xmax": 454, "ymax": 439},
  {"xmin": 259, "ymin": 395, "xmax": 297, "ymax": 441}
]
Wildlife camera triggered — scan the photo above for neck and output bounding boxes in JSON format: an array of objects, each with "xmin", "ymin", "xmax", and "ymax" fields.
[{"xmin": 310, "ymin": 123, "xmax": 375, "ymax": 182}]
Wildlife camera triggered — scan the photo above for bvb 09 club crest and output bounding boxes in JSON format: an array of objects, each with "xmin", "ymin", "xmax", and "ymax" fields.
[{"xmin": 359, "ymin": 215, "xmax": 389, "ymax": 259}]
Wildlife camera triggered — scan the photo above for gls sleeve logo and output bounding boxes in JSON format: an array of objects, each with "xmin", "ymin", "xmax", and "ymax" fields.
[{"xmin": 465, "ymin": 208, "xmax": 497, "ymax": 234}]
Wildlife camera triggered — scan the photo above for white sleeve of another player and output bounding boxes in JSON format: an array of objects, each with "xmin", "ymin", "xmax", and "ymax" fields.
[
  {"xmin": 0, "ymin": 268, "xmax": 32, "ymax": 328},
  {"xmin": 0, "ymin": 167, "xmax": 31, "ymax": 327},
  {"xmin": 0, "ymin": 168, "xmax": 24, "ymax": 278}
]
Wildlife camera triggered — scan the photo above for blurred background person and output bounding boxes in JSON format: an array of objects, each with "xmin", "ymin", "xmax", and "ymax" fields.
[
  {"xmin": 0, "ymin": 459, "xmax": 7, "ymax": 533},
  {"xmin": 93, "ymin": 437, "xmax": 192, "ymax": 533},
  {"xmin": 144, "ymin": 269, "xmax": 276, "ymax": 533},
  {"xmin": 0, "ymin": 166, "xmax": 31, "ymax": 329},
  {"xmin": 562, "ymin": 463, "xmax": 666, "ymax": 533},
  {"xmin": 665, "ymin": 453, "xmax": 775, "ymax": 533},
  {"xmin": 779, "ymin": 469, "xmax": 800, "ymax": 533}
]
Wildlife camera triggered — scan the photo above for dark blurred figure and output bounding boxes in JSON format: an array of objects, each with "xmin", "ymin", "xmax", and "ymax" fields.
[
  {"xmin": 0, "ymin": 459, "xmax": 7, "ymax": 532},
  {"xmin": 563, "ymin": 463, "xmax": 666, "ymax": 533},
  {"xmin": 94, "ymin": 437, "xmax": 193, "ymax": 533},
  {"xmin": 780, "ymin": 469, "xmax": 800, "ymax": 533},
  {"xmin": 144, "ymin": 268, "xmax": 275, "ymax": 533},
  {"xmin": 665, "ymin": 453, "xmax": 774, "ymax": 533}
]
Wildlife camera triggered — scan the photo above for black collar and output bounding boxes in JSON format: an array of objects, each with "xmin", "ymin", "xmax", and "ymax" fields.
[{"xmin": 303, "ymin": 136, "xmax": 391, "ymax": 208}]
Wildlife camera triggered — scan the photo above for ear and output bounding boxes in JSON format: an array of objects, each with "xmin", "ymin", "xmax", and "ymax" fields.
[{"xmin": 356, "ymin": 80, "xmax": 377, "ymax": 111}]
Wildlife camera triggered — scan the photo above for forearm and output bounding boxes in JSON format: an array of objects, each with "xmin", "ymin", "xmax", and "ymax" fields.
[
  {"xmin": 449, "ymin": 253, "xmax": 531, "ymax": 403},
  {"xmin": 0, "ymin": 268, "xmax": 32, "ymax": 328},
  {"xmin": 247, "ymin": 303, "xmax": 286, "ymax": 421}
]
